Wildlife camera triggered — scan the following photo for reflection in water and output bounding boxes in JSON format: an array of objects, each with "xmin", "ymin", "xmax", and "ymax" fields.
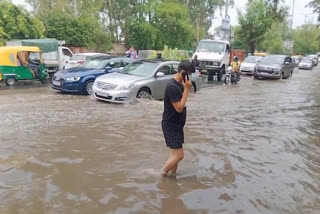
[{"xmin": 0, "ymin": 69, "xmax": 320, "ymax": 213}]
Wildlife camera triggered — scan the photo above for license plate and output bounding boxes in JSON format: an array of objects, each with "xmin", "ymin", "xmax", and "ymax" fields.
[
  {"xmin": 53, "ymin": 80, "xmax": 61, "ymax": 86},
  {"xmin": 96, "ymin": 92, "xmax": 108, "ymax": 97}
]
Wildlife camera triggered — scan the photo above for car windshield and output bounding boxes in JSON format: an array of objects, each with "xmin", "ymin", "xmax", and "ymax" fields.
[
  {"xmin": 301, "ymin": 57, "xmax": 312, "ymax": 63},
  {"xmin": 71, "ymin": 55, "xmax": 86, "ymax": 61},
  {"xmin": 120, "ymin": 61, "xmax": 158, "ymax": 77},
  {"xmin": 197, "ymin": 41, "xmax": 226, "ymax": 53},
  {"xmin": 81, "ymin": 59, "xmax": 109, "ymax": 69},
  {"xmin": 260, "ymin": 55, "xmax": 285, "ymax": 65},
  {"xmin": 244, "ymin": 56, "xmax": 262, "ymax": 63}
]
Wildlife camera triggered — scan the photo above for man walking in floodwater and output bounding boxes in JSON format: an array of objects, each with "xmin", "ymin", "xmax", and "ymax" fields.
[{"xmin": 161, "ymin": 61, "xmax": 194, "ymax": 175}]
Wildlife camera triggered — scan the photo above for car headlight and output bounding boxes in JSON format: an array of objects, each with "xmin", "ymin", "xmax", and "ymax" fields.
[
  {"xmin": 65, "ymin": 77, "xmax": 81, "ymax": 81},
  {"xmin": 212, "ymin": 61, "xmax": 221, "ymax": 66},
  {"xmin": 117, "ymin": 83, "xmax": 134, "ymax": 90},
  {"xmin": 273, "ymin": 68, "xmax": 281, "ymax": 72}
]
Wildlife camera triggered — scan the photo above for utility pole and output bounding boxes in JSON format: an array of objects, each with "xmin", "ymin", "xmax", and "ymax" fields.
[
  {"xmin": 73, "ymin": 0, "xmax": 78, "ymax": 17},
  {"xmin": 291, "ymin": 0, "xmax": 295, "ymax": 29},
  {"xmin": 221, "ymin": 0, "xmax": 231, "ymax": 41}
]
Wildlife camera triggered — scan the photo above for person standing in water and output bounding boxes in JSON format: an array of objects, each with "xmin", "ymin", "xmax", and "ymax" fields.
[{"xmin": 161, "ymin": 61, "xmax": 194, "ymax": 175}]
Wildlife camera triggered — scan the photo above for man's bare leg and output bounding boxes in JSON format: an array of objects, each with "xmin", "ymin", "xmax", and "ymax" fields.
[{"xmin": 162, "ymin": 148, "xmax": 184, "ymax": 175}]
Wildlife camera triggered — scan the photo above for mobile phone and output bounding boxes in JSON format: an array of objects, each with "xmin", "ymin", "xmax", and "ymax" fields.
[{"xmin": 182, "ymin": 71, "xmax": 189, "ymax": 83}]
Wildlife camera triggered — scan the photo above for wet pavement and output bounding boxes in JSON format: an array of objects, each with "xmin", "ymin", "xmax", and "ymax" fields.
[{"xmin": 0, "ymin": 68, "xmax": 320, "ymax": 214}]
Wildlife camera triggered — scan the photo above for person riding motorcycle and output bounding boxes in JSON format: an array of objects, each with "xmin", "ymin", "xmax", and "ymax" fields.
[{"xmin": 231, "ymin": 56, "xmax": 241, "ymax": 83}]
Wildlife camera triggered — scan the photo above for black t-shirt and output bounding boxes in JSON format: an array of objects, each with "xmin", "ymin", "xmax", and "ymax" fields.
[{"xmin": 162, "ymin": 78, "xmax": 186, "ymax": 127}]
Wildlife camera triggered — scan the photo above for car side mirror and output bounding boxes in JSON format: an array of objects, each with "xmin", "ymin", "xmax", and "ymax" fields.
[
  {"xmin": 105, "ymin": 66, "xmax": 112, "ymax": 72},
  {"xmin": 156, "ymin": 72, "xmax": 165, "ymax": 77}
]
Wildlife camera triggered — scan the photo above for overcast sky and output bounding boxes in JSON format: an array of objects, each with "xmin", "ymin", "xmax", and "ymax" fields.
[{"xmin": 12, "ymin": 0, "xmax": 318, "ymax": 32}]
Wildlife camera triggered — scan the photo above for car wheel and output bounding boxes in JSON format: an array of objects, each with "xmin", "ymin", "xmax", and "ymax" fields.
[
  {"xmin": 5, "ymin": 77, "xmax": 16, "ymax": 86},
  {"xmin": 225, "ymin": 75, "xmax": 230, "ymax": 84},
  {"xmin": 253, "ymin": 76, "xmax": 258, "ymax": 80},
  {"xmin": 217, "ymin": 67, "xmax": 224, "ymax": 82},
  {"xmin": 84, "ymin": 80, "xmax": 94, "ymax": 95},
  {"xmin": 137, "ymin": 88, "xmax": 152, "ymax": 99},
  {"xmin": 282, "ymin": 72, "xmax": 285, "ymax": 79}
]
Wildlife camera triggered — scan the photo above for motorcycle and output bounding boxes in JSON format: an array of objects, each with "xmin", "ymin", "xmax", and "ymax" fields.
[{"xmin": 225, "ymin": 66, "xmax": 238, "ymax": 85}]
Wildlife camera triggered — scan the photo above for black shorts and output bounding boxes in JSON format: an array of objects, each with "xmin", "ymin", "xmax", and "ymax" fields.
[{"xmin": 161, "ymin": 121, "xmax": 184, "ymax": 149}]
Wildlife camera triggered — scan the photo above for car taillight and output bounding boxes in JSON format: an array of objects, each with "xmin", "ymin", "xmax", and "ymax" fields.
[{"xmin": 78, "ymin": 60, "xmax": 85, "ymax": 64}]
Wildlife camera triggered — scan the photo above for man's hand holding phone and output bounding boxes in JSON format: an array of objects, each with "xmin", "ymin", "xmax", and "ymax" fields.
[{"xmin": 182, "ymin": 71, "xmax": 192, "ymax": 90}]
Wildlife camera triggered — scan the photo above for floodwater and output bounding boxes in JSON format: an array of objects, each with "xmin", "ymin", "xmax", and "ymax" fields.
[{"xmin": 0, "ymin": 68, "xmax": 320, "ymax": 214}]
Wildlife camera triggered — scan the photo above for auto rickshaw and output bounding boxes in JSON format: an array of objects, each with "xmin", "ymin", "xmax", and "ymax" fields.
[{"xmin": 0, "ymin": 46, "xmax": 47, "ymax": 86}]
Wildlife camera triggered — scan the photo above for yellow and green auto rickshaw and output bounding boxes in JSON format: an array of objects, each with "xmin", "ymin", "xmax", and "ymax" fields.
[{"xmin": 0, "ymin": 46, "xmax": 47, "ymax": 86}]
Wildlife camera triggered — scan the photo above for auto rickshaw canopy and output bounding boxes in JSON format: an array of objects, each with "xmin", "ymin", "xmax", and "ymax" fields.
[{"xmin": 0, "ymin": 46, "xmax": 41, "ymax": 66}]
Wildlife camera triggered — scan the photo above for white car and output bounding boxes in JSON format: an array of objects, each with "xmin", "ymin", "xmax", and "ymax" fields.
[
  {"xmin": 298, "ymin": 57, "xmax": 313, "ymax": 70},
  {"xmin": 64, "ymin": 53, "xmax": 110, "ymax": 69},
  {"xmin": 92, "ymin": 60, "xmax": 202, "ymax": 103},
  {"xmin": 240, "ymin": 56, "xmax": 263, "ymax": 75}
]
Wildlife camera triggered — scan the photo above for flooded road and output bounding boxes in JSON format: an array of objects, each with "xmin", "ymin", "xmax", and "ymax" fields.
[{"xmin": 1, "ymin": 68, "xmax": 320, "ymax": 214}]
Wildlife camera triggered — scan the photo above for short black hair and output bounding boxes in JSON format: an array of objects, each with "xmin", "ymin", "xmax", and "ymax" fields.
[{"xmin": 178, "ymin": 60, "xmax": 195, "ymax": 74}]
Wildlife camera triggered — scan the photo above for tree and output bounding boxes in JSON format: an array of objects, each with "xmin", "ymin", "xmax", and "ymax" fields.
[
  {"xmin": 261, "ymin": 22, "xmax": 291, "ymax": 54},
  {"xmin": 152, "ymin": 1, "xmax": 196, "ymax": 50},
  {"xmin": 127, "ymin": 18, "xmax": 158, "ymax": 50},
  {"xmin": 293, "ymin": 24, "xmax": 320, "ymax": 55},
  {"xmin": 236, "ymin": 0, "xmax": 273, "ymax": 54},
  {"xmin": 40, "ymin": 11, "xmax": 111, "ymax": 49},
  {"xmin": 0, "ymin": 0, "xmax": 44, "ymax": 45},
  {"xmin": 308, "ymin": 0, "xmax": 320, "ymax": 14}
]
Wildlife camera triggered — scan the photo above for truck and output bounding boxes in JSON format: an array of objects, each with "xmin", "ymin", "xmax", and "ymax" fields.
[
  {"xmin": 6, "ymin": 39, "xmax": 73, "ymax": 75},
  {"xmin": 193, "ymin": 39, "xmax": 245, "ymax": 81}
]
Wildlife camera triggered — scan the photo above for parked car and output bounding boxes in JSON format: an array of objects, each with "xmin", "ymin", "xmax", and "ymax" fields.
[
  {"xmin": 253, "ymin": 55, "xmax": 294, "ymax": 80},
  {"xmin": 298, "ymin": 57, "xmax": 313, "ymax": 70},
  {"xmin": 307, "ymin": 54, "xmax": 318, "ymax": 66},
  {"xmin": 240, "ymin": 55, "xmax": 263, "ymax": 75},
  {"xmin": 65, "ymin": 53, "xmax": 110, "ymax": 69},
  {"xmin": 52, "ymin": 57, "xmax": 134, "ymax": 95},
  {"xmin": 92, "ymin": 60, "xmax": 202, "ymax": 103}
]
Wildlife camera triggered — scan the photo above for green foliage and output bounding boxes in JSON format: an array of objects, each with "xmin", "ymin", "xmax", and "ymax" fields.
[
  {"xmin": 127, "ymin": 18, "xmax": 158, "ymax": 50},
  {"xmin": 152, "ymin": 1, "xmax": 196, "ymax": 50},
  {"xmin": 26, "ymin": 0, "xmax": 226, "ymax": 50},
  {"xmin": 307, "ymin": 0, "xmax": 320, "ymax": 14},
  {"xmin": 261, "ymin": 22, "xmax": 291, "ymax": 54},
  {"xmin": 126, "ymin": 1, "xmax": 196, "ymax": 50},
  {"xmin": 292, "ymin": 24, "xmax": 320, "ymax": 55},
  {"xmin": 231, "ymin": 26, "xmax": 249, "ymax": 51},
  {"xmin": 0, "ymin": 0, "xmax": 44, "ymax": 46},
  {"xmin": 40, "ymin": 12, "xmax": 111, "ymax": 49},
  {"xmin": 236, "ymin": 0, "xmax": 273, "ymax": 54}
]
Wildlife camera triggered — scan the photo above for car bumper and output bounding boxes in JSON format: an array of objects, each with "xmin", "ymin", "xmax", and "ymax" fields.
[
  {"xmin": 253, "ymin": 72, "xmax": 281, "ymax": 79},
  {"xmin": 92, "ymin": 85, "xmax": 135, "ymax": 103},
  {"xmin": 240, "ymin": 69, "xmax": 254, "ymax": 75},
  {"xmin": 52, "ymin": 81, "xmax": 83, "ymax": 93},
  {"xmin": 298, "ymin": 66, "xmax": 312, "ymax": 70}
]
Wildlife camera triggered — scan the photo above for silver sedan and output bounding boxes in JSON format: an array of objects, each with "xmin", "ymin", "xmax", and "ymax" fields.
[{"xmin": 92, "ymin": 60, "xmax": 202, "ymax": 103}]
